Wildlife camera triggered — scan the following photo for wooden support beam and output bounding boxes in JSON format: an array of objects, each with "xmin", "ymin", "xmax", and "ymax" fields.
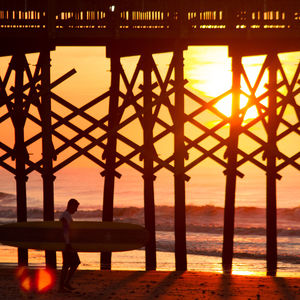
[
  {"xmin": 142, "ymin": 52, "xmax": 157, "ymax": 270},
  {"xmin": 106, "ymin": 40, "xmax": 187, "ymax": 58},
  {"xmin": 101, "ymin": 49, "xmax": 120, "ymax": 270},
  {"xmin": 266, "ymin": 53, "xmax": 278, "ymax": 276},
  {"xmin": 229, "ymin": 42, "xmax": 300, "ymax": 58},
  {"xmin": 174, "ymin": 46, "xmax": 187, "ymax": 271},
  {"xmin": 222, "ymin": 54, "xmax": 241, "ymax": 273},
  {"xmin": 13, "ymin": 53, "xmax": 28, "ymax": 266},
  {"xmin": 40, "ymin": 50, "xmax": 57, "ymax": 269}
]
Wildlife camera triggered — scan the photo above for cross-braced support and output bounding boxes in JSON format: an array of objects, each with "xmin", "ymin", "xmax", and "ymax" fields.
[
  {"xmin": 0, "ymin": 45, "xmax": 298, "ymax": 274},
  {"xmin": 219, "ymin": 49, "xmax": 300, "ymax": 275},
  {"xmin": 102, "ymin": 45, "xmax": 189, "ymax": 270},
  {"xmin": 0, "ymin": 50, "xmax": 76, "ymax": 268}
]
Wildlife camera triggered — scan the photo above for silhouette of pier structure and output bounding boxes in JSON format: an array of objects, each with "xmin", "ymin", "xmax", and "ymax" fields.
[{"xmin": 0, "ymin": 0, "xmax": 299, "ymax": 276}]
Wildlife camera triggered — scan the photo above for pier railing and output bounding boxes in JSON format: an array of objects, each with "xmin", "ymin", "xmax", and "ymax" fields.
[{"xmin": 0, "ymin": 0, "xmax": 299, "ymax": 38}]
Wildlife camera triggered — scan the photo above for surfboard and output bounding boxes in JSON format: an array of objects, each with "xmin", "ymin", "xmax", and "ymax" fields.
[{"xmin": 0, "ymin": 221, "xmax": 149, "ymax": 252}]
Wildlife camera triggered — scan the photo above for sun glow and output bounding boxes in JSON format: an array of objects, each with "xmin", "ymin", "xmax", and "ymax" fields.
[
  {"xmin": 213, "ymin": 94, "xmax": 267, "ymax": 121},
  {"xmin": 186, "ymin": 47, "xmax": 271, "ymax": 122},
  {"xmin": 232, "ymin": 269, "xmax": 257, "ymax": 276},
  {"xmin": 186, "ymin": 46, "xmax": 232, "ymax": 99}
]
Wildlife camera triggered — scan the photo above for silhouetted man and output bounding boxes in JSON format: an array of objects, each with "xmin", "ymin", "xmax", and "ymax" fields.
[{"xmin": 59, "ymin": 198, "xmax": 80, "ymax": 292}]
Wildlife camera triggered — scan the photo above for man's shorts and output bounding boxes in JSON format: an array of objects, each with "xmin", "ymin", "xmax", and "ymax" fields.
[{"xmin": 62, "ymin": 249, "xmax": 81, "ymax": 268}]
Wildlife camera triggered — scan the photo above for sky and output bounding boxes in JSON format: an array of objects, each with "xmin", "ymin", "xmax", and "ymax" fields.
[{"xmin": 0, "ymin": 46, "xmax": 299, "ymax": 209}]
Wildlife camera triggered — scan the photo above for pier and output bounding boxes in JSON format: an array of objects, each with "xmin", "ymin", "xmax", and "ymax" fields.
[{"xmin": 0, "ymin": 0, "xmax": 299, "ymax": 276}]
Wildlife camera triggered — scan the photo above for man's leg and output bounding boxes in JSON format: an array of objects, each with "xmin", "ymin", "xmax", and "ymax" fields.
[
  {"xmin": 64, "ymin": 265, "xmax": 78, "ymax": 289},
  {"xmin": 64, "ymin": 252, "xmax": 80, "ymax": 289},
  {"xmin": 59, "ymin": 265, "xmax": 68, "ymax": 290}
]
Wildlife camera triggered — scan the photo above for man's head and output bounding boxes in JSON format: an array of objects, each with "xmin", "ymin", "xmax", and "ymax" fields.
[{"xmin": 67, "ymin": 198, "xmax": 80, "ymax": 214}]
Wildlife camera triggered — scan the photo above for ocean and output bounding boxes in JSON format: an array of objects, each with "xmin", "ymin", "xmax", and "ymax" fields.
[{"xmin": 0, "ymin": 166, "xmax": 300, "ymax": 277}]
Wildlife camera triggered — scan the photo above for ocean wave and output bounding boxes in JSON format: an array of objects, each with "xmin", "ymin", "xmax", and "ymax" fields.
[
  {"xmin": 2, "ymin": 189, "xmax": 300, "ymax": 236},
  {"xmin": 183, "ymin": 249, "xmax": 300, "ymax": 265},
  {"xmin": 155, "ymin": 236, "xmax": 300, "ymax": 265},
  {"xmin": 2, "ymin": 205, "xmax": 300, "ymax": 237},
  {"xmin": 155, "ymin": 242, "xmax": 300, "ymax": 265},
  {"xmin": 0, "ymin": 192, "xmax": 15, "ymax": 207},
  {"xmin": 0, "ymin": 190, "xmax": 299, "ymax": 219},
  {"xmin": 1, "ymin": 190, "xmax": 300, "ymax": 220}
]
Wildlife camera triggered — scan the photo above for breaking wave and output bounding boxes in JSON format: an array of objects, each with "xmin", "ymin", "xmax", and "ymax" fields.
[
  {"xmin": 1, "ymin": 192, "xmax": 300, "ymax": 236},
  {"xmin": 2, "ymin": 192, "xmax": 300, "ymax": 265}
]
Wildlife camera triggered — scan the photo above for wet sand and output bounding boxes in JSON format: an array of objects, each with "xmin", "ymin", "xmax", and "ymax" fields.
[{"xmin": 2, "ymin": 268, "xmax": 300, "ymax": 299}]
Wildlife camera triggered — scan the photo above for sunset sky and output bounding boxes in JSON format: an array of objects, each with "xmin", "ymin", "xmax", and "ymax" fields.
[{"xmin": 0, "ymin": 46, "xmax": 299, "ymax": 209}]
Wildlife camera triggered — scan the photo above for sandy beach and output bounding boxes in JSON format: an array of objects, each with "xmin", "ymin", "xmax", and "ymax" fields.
[{"xmin": 1, "ymin": 268, "xmax": 300, "ymax": 299}]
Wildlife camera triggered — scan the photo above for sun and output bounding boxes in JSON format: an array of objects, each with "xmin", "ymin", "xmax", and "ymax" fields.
[
  {"xmin": 185, "ymin": 46, "xmax": 232, "ymax": 99},
  {"xmin": 185, "ymin": 47, "xmax": 270, "ymax": 122},
  {"xmin": 214, "ymin": 94, "xmax": 263, "ymax": 121}
]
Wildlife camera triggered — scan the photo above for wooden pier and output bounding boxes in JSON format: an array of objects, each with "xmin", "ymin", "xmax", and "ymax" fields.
[{"xmin": 0, "ymin": 0, "xmax": 299, "ymax": 276}]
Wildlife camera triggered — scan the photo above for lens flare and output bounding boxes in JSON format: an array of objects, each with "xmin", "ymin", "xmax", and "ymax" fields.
[
  {"xmin": 15, "ymin": 266, "xmax": 27, "ymax": 279},
  {"xmin": 15, "ymin": 267, "xmax": 55, "ymax": 293},
  {"xmin": 35, "ymin": 268, "xmax": 55, "ymax": 293},
  {"xmin": 20, "ymin": 275, "xmax": 32, "ymax": 292},
  {"xmin": 16, "ymin": 266, "xmax": 32, "ymax": 292}
]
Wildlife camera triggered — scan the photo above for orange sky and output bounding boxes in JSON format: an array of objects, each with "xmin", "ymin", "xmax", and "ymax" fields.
[{"xmin": 0, "ymin": 46, "xmax": 299, "ymax": 208}]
